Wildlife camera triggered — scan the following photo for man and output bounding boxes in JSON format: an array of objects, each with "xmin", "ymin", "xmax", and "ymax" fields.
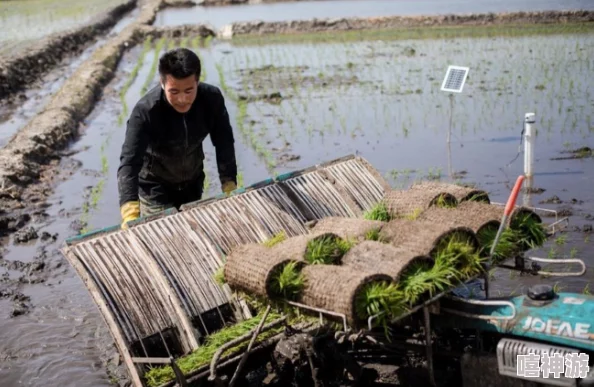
[{"xmin": 117, "ymin": 48, "xmax": 237, "ymax": 228}]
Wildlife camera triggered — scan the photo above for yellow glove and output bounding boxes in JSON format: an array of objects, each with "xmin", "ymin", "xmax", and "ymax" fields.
[
  {"xmin": 120, "ymin": 201, "xmax": 140, "ymax": 229},
  {"xmin": 222, "ymin": 181, "xmax": 237, "ymax": 196}
]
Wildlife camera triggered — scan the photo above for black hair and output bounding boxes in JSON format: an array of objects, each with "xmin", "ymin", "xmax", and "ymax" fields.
[{"xmin": 158, "ymin": 48, "xmax": 201, "ymax": 81}]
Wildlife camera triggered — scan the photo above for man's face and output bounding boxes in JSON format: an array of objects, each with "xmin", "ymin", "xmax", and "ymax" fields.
[{"xmin": 161, "ymin": 74, "xmax": 198, "ymax": 113}]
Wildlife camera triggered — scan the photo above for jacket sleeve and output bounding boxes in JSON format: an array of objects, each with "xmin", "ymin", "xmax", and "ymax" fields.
[
  {"xmin": 210, "ymin": 87, "xmax": 237, "ymax": 186},
  {"xmin": 117, "ymin": 104, "xmax": 150, "ymax": 207}
]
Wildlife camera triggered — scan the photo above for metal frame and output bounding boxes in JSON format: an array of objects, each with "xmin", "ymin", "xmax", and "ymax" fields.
[{"xmin": 287, "ymin": 300, "xmax": 349, "ymax": 332}]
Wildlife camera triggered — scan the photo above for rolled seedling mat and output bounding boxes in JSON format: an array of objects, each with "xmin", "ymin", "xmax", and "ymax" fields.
[
  {"xmin": 224, "ymin": 243, "xmax": 306, "ymax": 299},
  {"xmin": 309, "ymin": 217, "xmax": 386, "ymax": 242},
  {"xmin": 417, "ymin": 204, "xmax": 501, "ymax": 235},
  {"xmin": 272, "ymin": 229, "xmax": 352, "ymax": 265},
  {"xmin": 383, "ymin": 189, "xmax": 458, "ymax": 219},
  {"xmin": 510, "ymin": 206, "xmax": 543, "ymax": 225},
  {"xmin": 378, "ymin": 218, "xmax": 480, "ymax": 258},
  {"xmin": 341, "ymin": 240, "xmax": 433, "ymax": 282},
  {"xmin": 298, "ymin": 264, "xmax": 393, "ymax": 327},
  {"xmin": 410, "ymin": 181, "xmax": 490, "ymax": 204},
  {"xmin": 457, "ymin": 201, "xmax": 542, "ymax": 227}
]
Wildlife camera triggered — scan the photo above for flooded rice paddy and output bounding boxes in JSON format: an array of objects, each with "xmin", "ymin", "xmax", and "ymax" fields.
[
  {"xmin": 0, "ymin": 8, "xmax": 139, "ymax": 148},
  {"xmin": 0, "ymin": 0, "xmax": 130, "ymax": 56},
  {"xmin": 1, "ymin": 15, "xmax": 594, "ymax": 387},
  {"xmin": 154, "ymin": 0, "xmax": 594, "ymax": 29}
]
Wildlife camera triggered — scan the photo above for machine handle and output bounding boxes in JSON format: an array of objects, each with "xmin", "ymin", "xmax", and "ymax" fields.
[{"xmin": 504, "ymin": 175, "xmax": 525, "ymax": 216}]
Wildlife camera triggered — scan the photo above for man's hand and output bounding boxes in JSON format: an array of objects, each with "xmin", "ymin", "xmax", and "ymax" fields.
[
  {"xmin": 120, "ymin": 201, "xmax": 140, "ymax": 229},
  {"xmin": 222, "ymin": 181, "xmax": 237, "ymax": 196}
]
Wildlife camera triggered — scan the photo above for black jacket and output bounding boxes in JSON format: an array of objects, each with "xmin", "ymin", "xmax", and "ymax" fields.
[{"xmin": 117, "ymin": 82, "xmax": 237, "ymax": 207}]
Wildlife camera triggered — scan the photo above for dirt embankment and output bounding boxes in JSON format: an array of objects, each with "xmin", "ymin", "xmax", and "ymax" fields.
[
  {"xmin": 225, "ymin": 10, "xmax": 594, "ymax": 36},
  {"xmin": 200, "ymin": 0, "xmax": 310, "ymax": 5},
  {"xmin": 0, "ymin": 0, "xmax": 166, "ymax": 236},
  {"xmin": 139, "ymin": 24, "xmax": 217, "ymax": 39},
  {"xmin": 0, "ymin": 0, "xmax": 137, "ymax": 101}
]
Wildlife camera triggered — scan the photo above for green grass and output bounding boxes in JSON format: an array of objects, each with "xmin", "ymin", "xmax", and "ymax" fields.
[{"xmin": 305, "ymin": 235, "xmax": 355, "ymax": 264}]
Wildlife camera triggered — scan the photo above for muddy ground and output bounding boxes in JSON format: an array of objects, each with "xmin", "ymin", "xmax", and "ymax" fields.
[
  {"xmin": 0, "ymin": 1, "xmax": 593, "ymax": 386},
  {"xmin": 0, "ymin": 0, "xmax": 137, "ymax": 101}
]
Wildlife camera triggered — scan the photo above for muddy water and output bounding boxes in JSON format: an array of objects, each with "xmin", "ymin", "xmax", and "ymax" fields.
[
  {"xmin": 0, "ymin": 43, "xmax": 153, "ymax": 387},
  {"xmin": 1, "ymin": 29, "xmax": 594, "ymax": 387},
  {"xmin": 0, "ymin": 7, "xmax": 139, "ymax": 148},
  {"xmin": 153, "ymin": 0, "xmax": 594, "ymax": 29},
  {"xmin": 211, "ymin": 31, "xmax": 594, "ymax": 296},
  {"xmin": 0, "ymin": 0, "xmax": 129, "ymax": 53},
  {"xmin": 0, "ymin": 36, "xmax": 274, "ymax": 386}
]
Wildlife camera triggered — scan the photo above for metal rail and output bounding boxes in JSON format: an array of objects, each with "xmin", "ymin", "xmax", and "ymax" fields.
[
  {"xmin": 286, "ymin": 300, "xmax": 349, "ymax": 332},
  {"xmin": 440, "ymin": 295, "xmax": 517, "ymax": 321},
  {"xmin": 208, "ymin": 315, "xmax": 287, "ymax": 382}
]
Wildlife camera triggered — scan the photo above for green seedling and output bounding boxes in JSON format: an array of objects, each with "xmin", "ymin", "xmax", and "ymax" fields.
[
  {"xmin": 364, "ymin": 201, "xmax": 392, "ymax": 222},
  {"xmin": 269, "ymin": 261, "xmax": 305, "ymax": 301},
  {"xmin": 305, "ymin": 236, "xmax": 355, "ymax": 265}
]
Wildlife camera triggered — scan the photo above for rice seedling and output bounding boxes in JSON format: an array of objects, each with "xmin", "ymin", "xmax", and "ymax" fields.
[
  {"xmin": 555, "ymin": 234, "xmax": 567, "ymax": 246},
  {"xmin": 466, "ymin": 192, "xmax": 490, "ymax": 203},
  {"xmin": 262, "ymin": 231, "xmax": 287, "ymax": 247},
  {"xmin": 365, "ymin": 227, "xmax": 387, "ymax": 242},
  {"xmin": 434, "ymin": 232, "xmax": 484, "ymax": 279},
  {"xmin": 399, "ymin": 252, "xmax": 464, "ymax": 306},
  {"xmin": 118, "ymin": 36, "xmax": 152, "ymax": 125},
  {"xmin": 140, "ymin": 36, "xmax": 166, "ymax": 96},
  {"xmin": 398, "ymin": 208, "xmax": 423, "ymax": 221},
  {"xmin": 304, "ymin": 235, "xmax": 355, "ymax": 265},
  {"xmin": 434, "ymin": 193, "xmax": 457, "ymax": 208},
  {"xmin": 213, "ymin": 266, "xmax": 225, "ymax": 285},
  {"xmin": 268, "ymin": 261, "xmax": 305, "ymax": 301},
  {"xmin": 510, "ymin": 212, "xmax": 547, "ymax": 250},
  {"xmin": 203, "ymin": 170, "xmax": 210, "ymax": 193},
  {"xmin": 143, "ymin": 309, "xmax": 286, "ymax": 387},
  {"xmin": 476, "ymin": 224, "xmax": 520, "ymax": 263},
  {"xmin": 354, "ymin": 281, "xmax": 408, "ymax": 332},
  {"xmin": 364, "ymin": 201, "xmax": 392, "ymax": 222},
  {"xmin": 548, "ymin": 247, "xmax": 558, "ymax": 259}
]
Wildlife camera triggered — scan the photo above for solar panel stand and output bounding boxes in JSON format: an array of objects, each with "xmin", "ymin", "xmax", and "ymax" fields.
[{"xmin": 440, "ymin": 65, "xmax": 470, "ymax": 178}]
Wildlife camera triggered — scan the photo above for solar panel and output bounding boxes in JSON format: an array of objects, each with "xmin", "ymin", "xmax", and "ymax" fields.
[{"xmin": 441, "ymin": 65, "xmax": 469, "ymax": 93}]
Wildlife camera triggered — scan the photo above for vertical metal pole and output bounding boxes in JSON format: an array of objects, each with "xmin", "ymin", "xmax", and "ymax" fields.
[
  {"xmin": 447, "ymin": 94, "xmax": 453, "ymax": 144},
  {"xmin": 524, "ymin": 113, "xmax": 535, "ymax": 178},
  {"xmin": 423, "ymin": 306, "xmax": 436, "ymax": 386},
  {"xmin": 523, "ymin": 113, "xmax": 536, "ymax": 208}
]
